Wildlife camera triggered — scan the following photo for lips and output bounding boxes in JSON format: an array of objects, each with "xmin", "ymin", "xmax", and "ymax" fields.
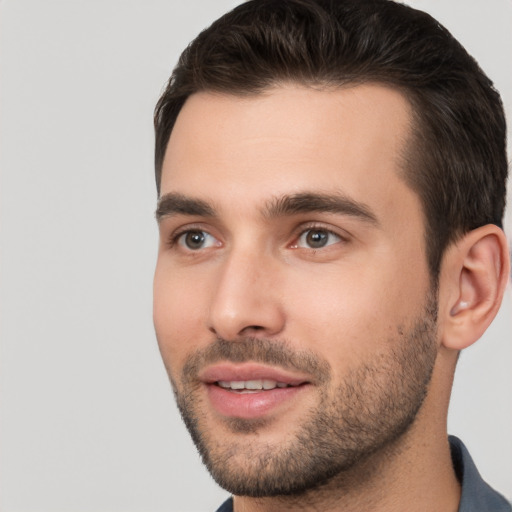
[
  {"xmin": 199, "ymin": 363, "xmax": 311, "ymax": 419},
  {"xmin": 200, "ymin": 362, "xmax": 310, "ymax": 386}
]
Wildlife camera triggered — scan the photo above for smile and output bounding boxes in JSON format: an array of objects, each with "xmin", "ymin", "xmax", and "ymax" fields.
[
  {"xmin": 198, "ymin": 363, "xmax": 312, "ymax": 419},
  {"xmin": 216, "ymin": 379, "xmax": 296, "ymax": 391}
]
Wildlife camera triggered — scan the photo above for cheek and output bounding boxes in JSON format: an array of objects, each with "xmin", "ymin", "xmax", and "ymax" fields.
[
  {"xmin": 285, "ymin": 255, "xmax": 428, "ymax": 362},
  {"xmin": 153, "ymin": 260, "xmax": 208, "ymax": 374}
]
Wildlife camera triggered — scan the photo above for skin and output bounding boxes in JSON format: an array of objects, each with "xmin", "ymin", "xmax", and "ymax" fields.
[{"xmin": 153, "ymin": 84, "xmax": 490, "ymax": 511}]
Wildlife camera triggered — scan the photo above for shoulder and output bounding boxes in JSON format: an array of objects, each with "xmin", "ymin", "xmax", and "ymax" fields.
[
  {"xmin": 215, "ymin": 497, "xmax": 233, "ymax": 512},
  {"xmin": 449, "ymin": 436, "xmax": 511, "ymax": 512}
]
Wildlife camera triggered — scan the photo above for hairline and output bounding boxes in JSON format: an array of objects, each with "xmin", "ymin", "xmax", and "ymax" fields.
[{"xmin": 157, "ymin": 78, "xmax": 422, "ymax": 190}]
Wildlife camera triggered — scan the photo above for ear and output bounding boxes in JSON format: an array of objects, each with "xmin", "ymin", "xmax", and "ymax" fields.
[{"xmin": 439, "ymin": 224, "xmax": 510, "ymax": 351}]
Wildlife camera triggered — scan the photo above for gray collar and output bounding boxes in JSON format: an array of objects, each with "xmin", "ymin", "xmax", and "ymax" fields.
[{"xmin": 449, "ymin": 435, "xmax": 511, "ymax": 512}]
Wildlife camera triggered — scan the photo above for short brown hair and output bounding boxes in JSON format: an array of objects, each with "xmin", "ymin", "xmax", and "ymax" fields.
[{"xmin": 154, "ymin": 0, "xmax": 508, "ymax": 276}]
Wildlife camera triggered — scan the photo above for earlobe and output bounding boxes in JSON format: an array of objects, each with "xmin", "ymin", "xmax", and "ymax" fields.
[{"xmin": 440, "ymin": 225, "xmax": 510, "ymax": 351}]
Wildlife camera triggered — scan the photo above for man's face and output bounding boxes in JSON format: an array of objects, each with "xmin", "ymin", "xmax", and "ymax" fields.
[{"xmin": 154, "ymin": 84, "xmax": 438, "ymax": 496}]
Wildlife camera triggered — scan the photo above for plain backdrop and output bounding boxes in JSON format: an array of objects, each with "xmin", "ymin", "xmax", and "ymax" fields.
[{"xmin": 1, "ymin": 1, "xmax": 511, "ymax": 511}]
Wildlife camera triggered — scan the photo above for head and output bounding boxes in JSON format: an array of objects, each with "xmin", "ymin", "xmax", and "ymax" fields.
[{"xmin": 153, "ymin": 0, "xmax": 509, "ymax": 501}]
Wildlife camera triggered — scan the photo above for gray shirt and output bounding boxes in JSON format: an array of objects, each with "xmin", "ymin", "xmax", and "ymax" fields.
[
  {"xmin": 450, "ymin": 435, "xmax": 511, "ymax": 512},
  {"xmin": 215, "ymin": 436, "xmax": 511, "ymax": 511}
]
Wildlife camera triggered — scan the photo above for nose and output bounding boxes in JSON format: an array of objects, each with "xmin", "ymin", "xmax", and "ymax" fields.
[{"xmin": 207, "ymin": 247, "xmax": 286, "ymax": 340}]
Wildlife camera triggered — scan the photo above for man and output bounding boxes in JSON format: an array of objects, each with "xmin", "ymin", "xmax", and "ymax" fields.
[{"xmin": 152, "ymin": 0, "xmax": 511, "ymax": 510}]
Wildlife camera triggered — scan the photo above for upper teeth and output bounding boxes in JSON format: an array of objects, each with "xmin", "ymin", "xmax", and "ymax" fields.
[{"xmin": 217, "ymin": 380, "xmax": 290, "ymax": 390}]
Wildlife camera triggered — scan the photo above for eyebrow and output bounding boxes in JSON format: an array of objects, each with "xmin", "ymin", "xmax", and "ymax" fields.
[
  {"xmin": 263, "ymin": 192, "xmax": 379, "ymax": 225},
  {"xmin": 156, "ymin": 193, "xmax": 215, "ymax": 221},
  {"xmin": 156, "ymin": 191, "xmax": 379, "ymax": 226}
]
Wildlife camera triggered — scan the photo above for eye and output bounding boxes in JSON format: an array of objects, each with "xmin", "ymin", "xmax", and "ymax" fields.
[
  {"xmin": 177, "ymin": 230, "xmax": 219, "ymax": 250},
  {"xmin": 295, "ymin": 228, "xmax": 342, "ymax": 249}
]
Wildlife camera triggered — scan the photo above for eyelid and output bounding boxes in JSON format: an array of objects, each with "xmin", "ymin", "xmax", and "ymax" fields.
[
  {"xmin": 178, "ymin": 230, "xmax": 220, "ymax": 250},
  {"xmin": 289, "ymin": 222, "xmax": 350, "ymax": 249},
  {"xmin": 162, "ymin": 220, "xmax": 350, "ymax": 251},
  {"xmin": 165, "ymin": 222, "xmax": 220, "ymax": 249}
]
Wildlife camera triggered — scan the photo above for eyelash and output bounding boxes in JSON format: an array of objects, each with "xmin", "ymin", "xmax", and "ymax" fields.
[
  {"xmin": 291, "ymin": 224, "xmax": 347, "ymax": 250},
  {"xmin": 166, "ymin": 223, "xmax": 349, "ymax": 252},
  {"xmin": 167, "ymin": 224, "xmax": 212, "ymax": 249}
]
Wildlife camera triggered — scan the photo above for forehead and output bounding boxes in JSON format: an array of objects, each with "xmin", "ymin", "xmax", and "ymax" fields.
[{"xmin": 160, "ymin": 84, "xmax": 417, "ymax": 222}]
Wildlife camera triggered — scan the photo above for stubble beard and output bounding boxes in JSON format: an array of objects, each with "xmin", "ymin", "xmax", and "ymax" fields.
[{"xmin": 171, "ymin": 295, "xmax": 438, "ymax": 498}]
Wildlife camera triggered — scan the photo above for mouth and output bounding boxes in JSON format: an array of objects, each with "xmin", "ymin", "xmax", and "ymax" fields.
[
  {"xmin": 199, "ymin": 363, "xmax": 311, "ymax": 419},
  {"xmin": 216, "ymin": 379, "xmax": 299, "ymax": 392}
]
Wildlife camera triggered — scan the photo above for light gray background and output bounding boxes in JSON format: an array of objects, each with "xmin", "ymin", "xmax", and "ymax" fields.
[{"xmin": 1, "ymin": 1, "xmax": 511, "ymax": 511}]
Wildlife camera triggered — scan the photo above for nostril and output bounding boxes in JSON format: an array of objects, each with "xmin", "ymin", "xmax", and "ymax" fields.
[
  {"xmin": 207, "ymin": 297, "xmax": 286, "ymax": 339},
  {"xmin": 243, "ymin": 325, "xmax": 265, "ymax": 332}
]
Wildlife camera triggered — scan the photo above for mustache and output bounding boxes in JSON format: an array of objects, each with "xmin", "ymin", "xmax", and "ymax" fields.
[{"xmin": 181, "ymin": 337, "xmax": 332, "ymax": 384}]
